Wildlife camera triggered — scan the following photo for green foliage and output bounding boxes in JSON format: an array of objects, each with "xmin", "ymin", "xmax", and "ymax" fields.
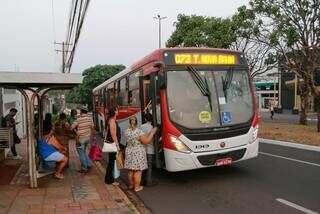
[
  {"xmin": 249, "ymin": 0, "xmax": 320, "ymax": 126},
  {"xmin": 166, "ymin": 14, "xmax": 237, "ymax": 48},
  {"xmin": 66, "ymin": 64, "xmax": 125, "ymax": 110}
]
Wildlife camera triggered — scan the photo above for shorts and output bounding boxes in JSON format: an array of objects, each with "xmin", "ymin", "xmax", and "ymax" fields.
[{"xmin": 45, "ymin": 151, "xmax": 64, "ymax": 162}]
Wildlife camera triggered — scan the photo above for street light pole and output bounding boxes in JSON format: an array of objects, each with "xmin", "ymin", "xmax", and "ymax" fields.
[{"xmin": 153, "ymin": 15, "xmax": 167, "ymax": 48}]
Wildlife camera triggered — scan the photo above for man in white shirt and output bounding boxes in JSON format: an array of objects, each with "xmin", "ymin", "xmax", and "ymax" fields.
[{"xmin": 140, "ymin": 112, "xmax": 157, "ymax": 186}]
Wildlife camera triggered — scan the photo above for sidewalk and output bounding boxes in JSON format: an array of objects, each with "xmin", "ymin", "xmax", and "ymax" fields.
[{"xmin": 0, "ymin": 139, "xmax": 139, "ymax": 214}]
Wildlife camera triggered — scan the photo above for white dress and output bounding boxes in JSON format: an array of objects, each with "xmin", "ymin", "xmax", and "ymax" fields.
[{"xmin": 124, "ymin": 128, "xmax": 148, "ymax": 170}]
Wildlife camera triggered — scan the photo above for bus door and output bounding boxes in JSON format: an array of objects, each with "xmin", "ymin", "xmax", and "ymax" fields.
[{"xmin": 149, "ymin": 73, "xmax": 163, "ymax": 168}]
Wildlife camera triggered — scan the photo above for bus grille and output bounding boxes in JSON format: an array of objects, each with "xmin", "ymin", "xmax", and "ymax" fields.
[
  {"xmin": 183, "ymin": 125, "xmax": 251, "ymax": 141},
  {"xmin": 197, "ymin": 148, "xmax": 246, "ymax": 166}
]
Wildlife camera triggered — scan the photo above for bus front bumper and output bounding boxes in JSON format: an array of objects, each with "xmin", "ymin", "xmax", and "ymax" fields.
[{"xmin": 164, "ymin": 139, "xmax": 259, "ymax": 172}]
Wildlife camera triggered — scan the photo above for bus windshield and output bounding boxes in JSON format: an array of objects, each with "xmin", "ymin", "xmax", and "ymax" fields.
[{"xmin": 166, "ymin": 68, "xmax": 253, "ymax": 129}]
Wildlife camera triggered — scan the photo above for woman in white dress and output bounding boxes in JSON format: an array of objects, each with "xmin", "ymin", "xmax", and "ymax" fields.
[{"xmin": 124, "ymin": 116, "xmax": 157, "ymax": 192}]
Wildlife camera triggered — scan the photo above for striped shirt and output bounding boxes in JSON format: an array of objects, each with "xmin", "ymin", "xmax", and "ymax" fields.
[{"xmin": 71, "ymin": 114, "xmax": 93, "ymax": 140}]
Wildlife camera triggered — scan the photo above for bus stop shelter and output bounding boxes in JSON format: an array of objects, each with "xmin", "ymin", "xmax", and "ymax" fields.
[{"xmin": 0, "ymin": 72, "xmax": 82, "ymax": 188}]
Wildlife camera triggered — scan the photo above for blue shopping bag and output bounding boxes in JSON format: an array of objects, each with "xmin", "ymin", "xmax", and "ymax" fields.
[{"xmin": 113, "ymin": 162, "xmax": 120, "ymax": 179}]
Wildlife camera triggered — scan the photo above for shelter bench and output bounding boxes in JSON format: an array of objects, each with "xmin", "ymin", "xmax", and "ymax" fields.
[{"xmin": 0, "ymin": 128, "xmax": 13, "ymax": 161}]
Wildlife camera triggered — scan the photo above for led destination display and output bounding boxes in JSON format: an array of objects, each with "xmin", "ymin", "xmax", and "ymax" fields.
[{"xmin": 174, "ymin": 53, "xmax": 236, "ymax": 65}]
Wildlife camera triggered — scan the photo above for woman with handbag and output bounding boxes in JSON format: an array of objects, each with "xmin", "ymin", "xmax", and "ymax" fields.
[
  {"xmin": 104, "ymin": 106, "xmax": 123, "ymax": 185},
  {"xmin": 124, "ymin": 116, "xmax": 157, "ymax": 192}
]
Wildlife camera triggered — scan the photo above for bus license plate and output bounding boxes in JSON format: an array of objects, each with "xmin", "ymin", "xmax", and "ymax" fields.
[{"xmin": 215, "ymin": 158, "xmax": 233, "ymax": 166}]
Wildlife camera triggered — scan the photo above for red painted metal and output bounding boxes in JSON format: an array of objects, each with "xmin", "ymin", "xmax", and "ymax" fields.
[{"xmin": 159, "ymin": 90, "xmax": 181, "ymax": 151}]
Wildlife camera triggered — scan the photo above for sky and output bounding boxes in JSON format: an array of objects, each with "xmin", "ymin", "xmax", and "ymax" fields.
[{"xmin": 0, "ymin": 0, "xmax": 248, "ymax": 73}]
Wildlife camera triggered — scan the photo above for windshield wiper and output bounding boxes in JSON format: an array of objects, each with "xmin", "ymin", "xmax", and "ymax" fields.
[
  {"xmin": 187, "ymin": 66, "xmax": 213, "ymax": 112},
  {"xmin": 222, "ymin": 68, "xmax": 234, "ymax": 102}
]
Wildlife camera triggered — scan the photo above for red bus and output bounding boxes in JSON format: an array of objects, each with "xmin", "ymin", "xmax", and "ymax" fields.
[{"xmin": 92, "ymin": 48, "xmax": 259, "ymax": 171}]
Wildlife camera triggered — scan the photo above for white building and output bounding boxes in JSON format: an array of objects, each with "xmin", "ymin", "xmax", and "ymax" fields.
[{"xmin": 0, "ymin": 88, "xmax": 26, "ymax": 138}]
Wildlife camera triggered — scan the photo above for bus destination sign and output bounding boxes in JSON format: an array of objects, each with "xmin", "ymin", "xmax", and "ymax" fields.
[{"xmin": 174, "ymin": 53, "xmax": 236, "ymax": 65}]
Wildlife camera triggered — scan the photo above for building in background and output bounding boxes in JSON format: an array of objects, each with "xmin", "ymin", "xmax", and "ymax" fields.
[
  {"xmin": 0, "ymin": 88, "xmax": 54, "ymax": 139},
  {"xmin": 0, "ymin": 88, "xmax": 26, "ymax": 137},
  {"xmin": 254, "ymin": 70, "xmax": 319, "ymax": 114},
  {"xmin": 254, "ymin": 76, "xmax": 278, "ymax": 112}
]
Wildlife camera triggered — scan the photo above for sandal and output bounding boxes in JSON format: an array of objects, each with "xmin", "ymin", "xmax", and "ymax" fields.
[
  {"xmin": 112, "ymin": 182, "xmax": 120, "ymax": 186},
  {"xmin": 134, "ymin": 186, "xmax": 143, "ymax": 192},
  {"xmin": 54, "ymin": 173, "xmax": 64, "ymax": 180}
]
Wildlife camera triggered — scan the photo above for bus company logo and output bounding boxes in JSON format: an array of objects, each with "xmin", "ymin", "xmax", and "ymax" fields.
[
  {"xmin": 220, "ymin": 142, "xmax": 226, "ymax": 148},
  {"xmin": 195, "ymin": 144, "xmax": 209, "ymax": 149}
]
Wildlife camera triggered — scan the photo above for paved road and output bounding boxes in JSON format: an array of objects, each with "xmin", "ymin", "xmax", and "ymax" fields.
[
  {"xmin": 128, "ymin": 143, "xmax": 320, "ymax": 214},
  {"xmin": 260, "ymin": 110, "xmax": 318, "ymax": 124}
]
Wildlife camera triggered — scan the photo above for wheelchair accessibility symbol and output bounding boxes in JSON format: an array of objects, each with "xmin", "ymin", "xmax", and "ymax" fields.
[{"xmin": 221, "ymin": 112, "xmax": 232, "ymax": 124}]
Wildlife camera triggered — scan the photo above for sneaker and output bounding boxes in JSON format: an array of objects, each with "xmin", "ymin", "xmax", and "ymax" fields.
[{"xmin": 12, "ymin": 155, "xmax": 23, "ymax": 160}]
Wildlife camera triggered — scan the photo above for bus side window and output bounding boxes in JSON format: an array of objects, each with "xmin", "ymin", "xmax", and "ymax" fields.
[
  {"xmin": 118, "ymin": 77, "xmax": 128, "ymax": 106},
  {"xmin": 107, "ymin": 83, "xmax": 115, "ymax": 107},
  {"xmin": 128, "ymin": 72, "xmax": 140, "ymax": 107}
]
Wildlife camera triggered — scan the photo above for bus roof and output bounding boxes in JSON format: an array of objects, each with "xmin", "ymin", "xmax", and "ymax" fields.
[{"xmin": 93, "ymin": 48, "xmax": 244, "ymax": 93}]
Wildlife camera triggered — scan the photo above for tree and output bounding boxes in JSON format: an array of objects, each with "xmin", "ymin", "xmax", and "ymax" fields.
[
  {"xmin": 166, "ymin": 14, "xmax": 237, "ymax": 48},
  {"xmin": 231, "ymin": 6, "xmax": 278, "ymax": 77},
  {"xmin": 66, "ymin": 64, "xmax": 125, "ymax": 110},
  {"xmin": 248, "ymin": 0, "xmax": 320, "ymax": 127},
  {"xmin": 167, "ymin": 13, "xmax": 276, "ymax": 77}
]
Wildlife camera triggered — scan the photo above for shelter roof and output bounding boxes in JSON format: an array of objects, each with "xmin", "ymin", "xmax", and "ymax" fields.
[{"xmin": 0, "ymin": 72, "xmax": 82, "ymax": 88}]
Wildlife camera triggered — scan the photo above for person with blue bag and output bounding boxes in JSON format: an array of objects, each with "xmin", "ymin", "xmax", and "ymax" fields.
[
  {"xmin": 38, "ymin": 125, "xmax": 68, "ymax": 179},
  {"xmin": 104, "ymin": 106, "xmax": 124, "ymax": 185}
]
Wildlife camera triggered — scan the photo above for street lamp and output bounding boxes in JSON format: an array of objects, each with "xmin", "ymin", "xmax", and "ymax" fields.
[{"xmin": 153, "ymin": 15, "xmax": 167, "ymax": 48}]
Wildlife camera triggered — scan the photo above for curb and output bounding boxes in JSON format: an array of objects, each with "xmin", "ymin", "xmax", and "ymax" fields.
[
  {"xmin": 259, "ymin": 138, "xmax": 320, "ymax": 152},
  {"xmin": 94, "ymin": 160, "xmax": 145, "ymax": 214}
]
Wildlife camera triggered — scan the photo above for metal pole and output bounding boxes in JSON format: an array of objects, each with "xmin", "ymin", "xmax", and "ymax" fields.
[
  {"xmin": 273, "ymin": 75, "xmax": 276, "ymax": 106},
  {"xmin": 17, "ymin": 89, "xmax": 35, "ymax": 187},
  {"xmin": 153, "ymin": 15, "xmax": 167, "ymax": 49},
  {"xmin": 278, "ymin": 72, "xmax": 282, "ymax": 109},
  {"xmin": 294, "ymin": 74, "xmax": 298, "ymax": 110},
  {"xmin": 158, "ymin": 18, "xmax": 161, "ymax": 48},
  {"xmin": 0, "ymin": 88, "xmax": 3, "ymax": 118},
  {"xmin": 62, "ymin": 42, "xmax": 65, "ymax": 73},
  {"xmin": 29, "ymin": 88, "xmax": 43, "ymax": 188}
]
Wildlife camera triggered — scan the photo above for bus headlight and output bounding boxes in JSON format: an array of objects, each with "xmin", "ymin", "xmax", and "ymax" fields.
[
  {"xmin": 169, "ymin": 135, "xmax": 191, "ymax": 153},
  {"xmin": 249, "ymin": 126, "xmax": 259, "ymax": 144}
]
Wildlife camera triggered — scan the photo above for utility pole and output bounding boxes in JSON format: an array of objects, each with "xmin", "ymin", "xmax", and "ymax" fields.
[
  {"xmin": 153, "ymin": 15, "xmax": 167, "ymax": 48},
  {"xmin": 55, "ymin": 42, "xmax": 72, "ymax": 73},
  {"xmin": 0, "ymin": 88, "xmax": 3, "ymax": 118}
]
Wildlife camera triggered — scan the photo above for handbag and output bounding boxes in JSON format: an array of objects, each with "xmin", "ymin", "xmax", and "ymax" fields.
[
  {"xmin": 116, "ymin": 151, "xmax": 124, "ymax": 169},
  {"xmin": 102, "ymin": 124, "xmax": 118, "ymax": 153},
  {"xmin": 89, "ymin": 143, "xmax": 102, "ymax": 161}
]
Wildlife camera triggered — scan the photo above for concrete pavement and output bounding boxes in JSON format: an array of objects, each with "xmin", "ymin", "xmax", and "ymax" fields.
[{"xmin": 0, "ymin": 139, "xmax": 139, "ymax": 214}]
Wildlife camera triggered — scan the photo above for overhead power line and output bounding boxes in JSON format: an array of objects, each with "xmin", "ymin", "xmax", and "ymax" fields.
[
  {"xmin": 55, "ymin": 0, "xmax": 90, "ymax": 73},
  {"xmin": 63, "ymin": 0, "xmax": 91, "ymax": 73}
]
